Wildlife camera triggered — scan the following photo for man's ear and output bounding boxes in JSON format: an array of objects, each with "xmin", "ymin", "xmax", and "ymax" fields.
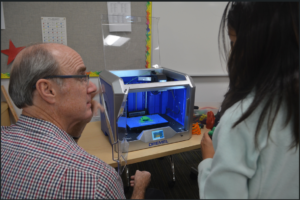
[{"xmin": 35, "ymin": 79, "xmax": 58, "ymax": 104}]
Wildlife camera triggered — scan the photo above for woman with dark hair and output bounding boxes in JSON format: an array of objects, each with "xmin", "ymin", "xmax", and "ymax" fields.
[{"xmin": 198, "ymin": 2, "xmax": 299, "ymax": 199}]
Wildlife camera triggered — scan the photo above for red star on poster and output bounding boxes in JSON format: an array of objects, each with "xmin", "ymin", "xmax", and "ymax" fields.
[{"xmin": 1, "ymin": 40, "xmax": 25, "ymax": 65}]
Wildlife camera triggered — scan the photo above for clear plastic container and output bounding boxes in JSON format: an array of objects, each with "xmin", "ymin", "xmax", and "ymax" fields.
[
  {"xmin": 198, "ymin": 107, "xmax": 218, "ymax": 115},
  {"xmin": 193, "ymin": 109, "xmax": 207, "ymax": 124}
]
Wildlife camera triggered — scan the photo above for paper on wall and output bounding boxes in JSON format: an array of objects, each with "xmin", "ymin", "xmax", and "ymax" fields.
[
  {"xmin": 107, "ymin": 2, "xmax": 131, "ymax": 32},
  {"xmin": 41, "ymin": 17, "xmax": 67, "ymax": 45}
]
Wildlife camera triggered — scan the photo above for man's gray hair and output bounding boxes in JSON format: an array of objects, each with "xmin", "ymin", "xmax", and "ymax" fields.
[{"xmin": 9, "ymin": 43, "xmax": 62, "ymax": 109}]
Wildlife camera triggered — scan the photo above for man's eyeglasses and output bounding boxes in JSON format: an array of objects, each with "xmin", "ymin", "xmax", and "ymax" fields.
[{"xmin": 32, "ymin": 74, "xmax": 90, "ymax": 89}]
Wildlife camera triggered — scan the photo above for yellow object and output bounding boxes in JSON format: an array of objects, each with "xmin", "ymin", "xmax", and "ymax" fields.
[
  {"xmin": 1, "ymin": 102, "xmax": 11, "ymax": 126},
  {"xmin": 192, "ymin": 123, "xmax": 201, "ymax": 135},
  {"xmin": 1, "ymin": 73, "xmax": 10, "ymax": 79},
  {"xmin": 199, "ymin": 114, "xmax": 207, "ymax": 121}
]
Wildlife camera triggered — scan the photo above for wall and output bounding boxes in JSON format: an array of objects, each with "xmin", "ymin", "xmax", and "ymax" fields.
[
  {"xmin": 1, "ymin": 2, "xmax": 147, "ymax": 74},
  {"xmin": 152, "ymin": 2, "xmax": 229, "ymax": 76}
]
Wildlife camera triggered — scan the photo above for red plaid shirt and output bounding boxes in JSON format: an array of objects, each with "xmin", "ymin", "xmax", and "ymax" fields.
[{"xmin": 1, "ymin": 115, "xmax": 125, "ymax": 199}]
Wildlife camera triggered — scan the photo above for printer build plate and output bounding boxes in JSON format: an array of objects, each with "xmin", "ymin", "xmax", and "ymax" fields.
[{"xmin": 126, "ymin": 114, "xmax": 168, "ymax": 131}]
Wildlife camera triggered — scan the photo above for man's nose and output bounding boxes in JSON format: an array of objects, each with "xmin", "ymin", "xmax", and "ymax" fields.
[{"xmin": 87, "ymin": 80, "xmax": 97, "ymax": 94}]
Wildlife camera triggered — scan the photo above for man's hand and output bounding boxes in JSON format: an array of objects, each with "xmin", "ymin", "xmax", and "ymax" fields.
[
  {"xmin": 130, "ymin": 170, "xmax": 151, "ymax": 199},
  {"xmin": 201, "ymin": 131, "xmax": 215, "ymax": 160}
]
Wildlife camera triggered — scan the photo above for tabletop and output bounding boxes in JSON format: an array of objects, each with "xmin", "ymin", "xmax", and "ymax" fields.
[{"xmin": 78, "ymin": 121, "xmax": 206, "ymax": 168}]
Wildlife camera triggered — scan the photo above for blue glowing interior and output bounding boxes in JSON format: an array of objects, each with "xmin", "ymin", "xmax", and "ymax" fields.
[
  {"xmin": 126, "ymin": 89, "xmax": 186, "ymax": 125},
  {"xmin": 100, "ymin": 75, "xmax": 187, "ymax": 140}
]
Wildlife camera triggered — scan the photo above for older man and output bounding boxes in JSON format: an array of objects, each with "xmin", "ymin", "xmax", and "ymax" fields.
[{"xmin": 1, "ymin": 43, "xmax": 151, "ymax": 199}]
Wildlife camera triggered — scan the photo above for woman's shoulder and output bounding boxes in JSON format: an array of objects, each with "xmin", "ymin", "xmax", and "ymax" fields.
[
  {"xmin": 215, "ymin": 91, "xmax": 269, "ymax": 150},
  {"xmin": 221, "ymin": 92, "xmax": 256, "ymax": 124}
]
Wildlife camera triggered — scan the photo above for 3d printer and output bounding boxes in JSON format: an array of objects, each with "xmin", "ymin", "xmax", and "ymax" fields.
[
  {"xmin": 99, "ymin": 68, "xmax": 195, "ymax": 152},
  {"xmin": 99, "ymin": 15, "xmax": 195, "ymax": 155}
]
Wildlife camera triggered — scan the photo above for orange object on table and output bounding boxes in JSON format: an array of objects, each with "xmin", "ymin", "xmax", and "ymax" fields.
[
  {"xmin": 206, "ymin": 111, "xmax": 215, "ymax": 129},
  {"xmin": 192, "ymin": 123, "xmax": 201, "ymax": 135}
]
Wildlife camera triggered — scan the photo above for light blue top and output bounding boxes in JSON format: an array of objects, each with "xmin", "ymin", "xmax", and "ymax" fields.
[{"xmin": 198, "ymin": 92, "xmax": 299, "ymax": 199}]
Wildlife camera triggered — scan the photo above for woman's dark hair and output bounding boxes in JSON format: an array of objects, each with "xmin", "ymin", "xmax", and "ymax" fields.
[{"xmin": 219, "ymin": 2, "xmax": 299, "ymax": 149}]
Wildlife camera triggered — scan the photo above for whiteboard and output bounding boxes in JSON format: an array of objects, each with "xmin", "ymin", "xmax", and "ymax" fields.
[{"xmin": 152, "ymin": 2, "xmax": 228, "ymax": 76}]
